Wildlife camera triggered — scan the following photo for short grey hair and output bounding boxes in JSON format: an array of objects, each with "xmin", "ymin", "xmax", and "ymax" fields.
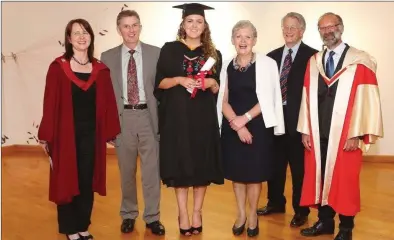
[
  {"xmin": 318, "ymin": 12, "xmax": 344, "ymax": 32},
  {"xmin": 231, "ymin": 20, "xmax": 258, "ymax": 38},
  {"xmin": 281, "ymin": 12, "xmax": 306, "ymax": 30}
]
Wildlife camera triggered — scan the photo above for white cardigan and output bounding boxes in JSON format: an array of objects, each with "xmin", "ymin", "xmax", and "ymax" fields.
[{"xmin": 217, "ymin": 52, "xmax": 285, "ymax": 136}]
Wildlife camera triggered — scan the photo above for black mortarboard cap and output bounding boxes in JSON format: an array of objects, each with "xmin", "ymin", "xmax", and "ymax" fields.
[{"xmin": 173, "ymin": 3, "xmax": 214, "ymax": 18}]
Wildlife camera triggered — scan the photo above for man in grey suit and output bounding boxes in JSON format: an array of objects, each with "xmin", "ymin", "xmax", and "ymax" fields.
[{"xmin": 100, "ymin": 10, "xmax": 164, "ymax": 236}]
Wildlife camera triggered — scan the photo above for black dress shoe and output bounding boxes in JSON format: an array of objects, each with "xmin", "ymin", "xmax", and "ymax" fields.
[
  {"xmin": 78, "ymin": 233, "xmax": 93, "ymax": 240},
  {"xmin": 334, "ymin": 229, "xmax": 352, "ymax": 240},
  {"xmin": 121, "ymin": 218, "xmax": 135, "ymax": 233},
  {"xmin": 232, "ymin": 219, "xmax": 246, "ymax": 236},
  {"xmin": 256, "ymin": 205, "xmax": 285, "ymax": 216},
  {"xmin": 290, "ymin": 214, "xmax": 308, "ymax": 227},
  {"xmin": 247, "ymin": 219, "xmax": 259, "ymax": 237},
  {"xmin": 146, "ymin": 220, "xmax": 165, "ymax": 236},
  {"xmin": 300, "ymin": 220, "xmax": 335, "ymax": 236}
]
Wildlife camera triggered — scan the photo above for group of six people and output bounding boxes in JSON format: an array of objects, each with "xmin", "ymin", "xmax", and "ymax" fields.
[{"xmin": 37, "ymin": 3, "xmax": 383, "ymax": 240}]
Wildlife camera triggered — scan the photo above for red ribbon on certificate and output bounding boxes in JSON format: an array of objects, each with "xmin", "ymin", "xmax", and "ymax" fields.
[{"xmin": 190, "ymin": 70, "xmax": 208, "ymax": 98}]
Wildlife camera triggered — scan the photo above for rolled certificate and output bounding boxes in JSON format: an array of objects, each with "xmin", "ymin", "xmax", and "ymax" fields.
[
  {"xmin": 187, "ymin": 57, "xmax": 216, "ymax": 94},
  {"xmin": 200, "ymin": 57, "xmax": 216, "ymax": 72}
]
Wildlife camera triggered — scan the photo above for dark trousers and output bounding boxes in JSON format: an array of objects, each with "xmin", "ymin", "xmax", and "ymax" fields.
[
  {"xmin": 57, "ymin": 128, "xmax": 95, "ymax": 234},
  {"xmin": 319, "ymin": 138, "xmax": 355, "ymax": 229},
  {"xmin": 267, "ymin": 108, "xmax": 310, "ymax": 216}
]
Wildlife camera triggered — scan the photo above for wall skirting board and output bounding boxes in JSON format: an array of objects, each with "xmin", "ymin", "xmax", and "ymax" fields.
[{"xmin": 2, "ymin": 145, "xmax": 393, "ymax": 163}]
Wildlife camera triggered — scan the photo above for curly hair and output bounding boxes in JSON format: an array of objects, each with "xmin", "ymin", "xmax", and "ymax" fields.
[{"xmin": 176, "ymin": 19, "xmax": 219, "ymax": 72}]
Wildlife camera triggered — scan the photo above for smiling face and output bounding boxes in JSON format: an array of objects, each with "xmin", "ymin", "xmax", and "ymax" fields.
[
  {"xmin": 182, "ymin": 14, "xmax": 205, "ymax": 40},
  {"xmin": 68, "ymin": 23, "xmax": 91, "ymax": 52},
  {"xmin": 117, "ymin": 16, "xmax": 142, "ymax": 45},
  {"xmin": 318, "ymin": 14, "xmax": 343, "ymax": 49},
  {"xmin": 282, "ymin": 16, "xmax": 304, "ymax": 46},
  {"xmin": 232, "ymin": 26, "xmax": 256, "ymax": 56}
]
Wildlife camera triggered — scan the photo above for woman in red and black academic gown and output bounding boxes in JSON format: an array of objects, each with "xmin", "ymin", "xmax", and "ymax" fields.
[{"xmin": 37, "ymin": 19, "xmax": 120, "ymax": 240}]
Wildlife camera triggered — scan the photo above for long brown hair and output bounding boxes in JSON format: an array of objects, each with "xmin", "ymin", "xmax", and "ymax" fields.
[
  {"xmin": 64, "ymin": 18, "xmax": 95, "ymax": 62},
  {"xmin": 177, "ymin": 19, "xmax": 219, "ymax": 71}
]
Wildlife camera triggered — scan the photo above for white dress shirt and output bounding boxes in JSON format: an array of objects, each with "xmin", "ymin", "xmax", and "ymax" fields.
[
  {"xmin": 121, "ymin": 42, "xmax": 146, "ymax": 104},
  {"xmin": 324, "ymin": 41, "xmax": 346, "ymax": 70}
]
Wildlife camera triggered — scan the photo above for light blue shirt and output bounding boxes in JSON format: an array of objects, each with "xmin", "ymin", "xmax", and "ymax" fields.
[
  {"xmin": 279, "ymin": 40, "xmax": 302, "ymax": 105},
  {"xmin": 324, "ymin": 41, "xmax": 346, "ymax": 70},
  {"xmin": 121, "ymin": 42, "xmax": 146, "ymax": 104}
]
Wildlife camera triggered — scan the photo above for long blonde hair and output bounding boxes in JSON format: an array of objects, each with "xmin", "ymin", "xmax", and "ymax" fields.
[{"xmin": 177, "ymin": 19, "xmax": 219, "ymax": 72}]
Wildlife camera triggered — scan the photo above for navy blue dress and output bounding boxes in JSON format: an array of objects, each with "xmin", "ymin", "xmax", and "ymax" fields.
[{"xmin": 221, "ymin": 61, "xmax": 275, "ymax": 183}]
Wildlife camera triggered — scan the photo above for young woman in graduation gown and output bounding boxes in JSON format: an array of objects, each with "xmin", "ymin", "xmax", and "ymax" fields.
[
  {"xmin": 154, "ymin": 3, "xmax": 224, "ymax": 236},
  {"xmin": 37, "ymin": 19, "xmax": 120, "ymax": 240}
]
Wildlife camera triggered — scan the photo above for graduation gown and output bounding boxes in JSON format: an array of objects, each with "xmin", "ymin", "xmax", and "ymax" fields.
[
  {"xmin": 297, "ymin": 47, "xmax": 383, "ymax": 216},
  {"xmin": 38, "ymin": 56, "xmax": 120, "ymax": 205}
]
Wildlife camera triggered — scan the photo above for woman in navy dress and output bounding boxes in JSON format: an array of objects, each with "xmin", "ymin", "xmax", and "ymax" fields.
[{"xmin": 217, "ymin": 20, "xmax": 285, "ymax": 237}]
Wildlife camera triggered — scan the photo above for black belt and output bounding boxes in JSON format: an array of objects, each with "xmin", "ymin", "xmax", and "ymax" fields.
[{"xmin": 124, "ymin": 104, "xmax": 148, "ymax": 110}]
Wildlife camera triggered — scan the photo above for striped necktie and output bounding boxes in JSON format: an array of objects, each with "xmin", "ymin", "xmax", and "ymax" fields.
[{"xmin": 280, "ymin": 49, "xmax": 293, "ymax": 103}]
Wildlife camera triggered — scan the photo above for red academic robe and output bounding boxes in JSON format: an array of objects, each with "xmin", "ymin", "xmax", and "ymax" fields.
[
  {"xmin": 38, "ymin": 56, "xmax": 120, "ymax": 205},
  {"xmin": 297, "ymin": 47, "xmax": 383, "ymax": 216}
]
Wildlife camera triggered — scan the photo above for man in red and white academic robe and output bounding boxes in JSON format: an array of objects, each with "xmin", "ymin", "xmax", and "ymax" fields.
[{"xmin": 297, "ymin": 13, "xmax": 383, "ymax": 240}]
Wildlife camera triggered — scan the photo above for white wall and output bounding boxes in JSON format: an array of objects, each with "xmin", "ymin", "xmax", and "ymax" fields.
[{"xmin": 1, "ymin": 2, "xmax": 393, "ymax": 155}]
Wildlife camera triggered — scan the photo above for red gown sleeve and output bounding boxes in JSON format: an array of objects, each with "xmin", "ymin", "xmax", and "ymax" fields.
[
  {"xmin": 103, "ymin": 68, "xmax": 121, "ymax": 141},
  {"xmin": 38, "ymin": 62, "xmax": 61, "ymax": 143}
]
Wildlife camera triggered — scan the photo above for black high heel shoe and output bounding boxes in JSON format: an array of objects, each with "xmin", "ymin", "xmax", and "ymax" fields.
[
  {"xmin": 247, "ymin": 219, "xmax": 259, "ymax": 237},
  {"xmin": 232, "ymin": 219, "xmax": 247, "ymax": 236},
  {"xmin": 178, "ymin": 217, "xmax": 192, "ymax": 236},
  {"xmin": 191, "ymin": 215, "xmax": 203, "ymax": 234}
]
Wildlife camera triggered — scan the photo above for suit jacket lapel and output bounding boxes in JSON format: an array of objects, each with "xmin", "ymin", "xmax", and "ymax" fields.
[
  {"xmin": 114, "ymin": 45, "xmax": 123, "ymax": 94},
  {"xmin": 140, "ymin": 42, "xmax": 149, "ymax": 91},
  {"xmin": 274, "ymin": 47, "xmax": 284, "ymax": 71},
  {"xmin": 291, "ymin": 41, "xmax": 306, "ymax": 70},
  {"xmin": 141, "ymin": 42, "xmax": 152, "ymax": 101}
]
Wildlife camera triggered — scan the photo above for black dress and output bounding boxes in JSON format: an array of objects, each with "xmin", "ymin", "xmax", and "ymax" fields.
[
  {"xmin": 57, "ymin": 72, "xmax": 96, "ymax": 234},
  {"xmin": 221, "ymin": 61, "xmax": 275, "ymax": 183},
  {"xmin": 154, "ymin": 41, "xmax": 224, "ymax": 187}
]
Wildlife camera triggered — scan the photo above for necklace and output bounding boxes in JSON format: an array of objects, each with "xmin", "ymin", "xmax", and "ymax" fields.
[
  {"xmin": 72, "ymin": 56, "xmax": 90, "ymax": 65},
  {"xmin": 234, "ymin": 52, "xmax": 254, "ymax": 72}
]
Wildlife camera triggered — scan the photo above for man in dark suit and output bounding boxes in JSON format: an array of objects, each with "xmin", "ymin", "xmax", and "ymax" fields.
[
  {"xmin": 101, "ymin": 10, "xmax": 165, "ymax": 236},
  {"xmin": 257, "ymin": 12, "xmax": 318, "ymax": 227}
]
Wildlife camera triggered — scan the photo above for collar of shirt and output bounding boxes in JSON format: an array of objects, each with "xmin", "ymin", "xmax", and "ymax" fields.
[
  {"xmin": 284, "ymin": 40, "xmax": 302, "ymax": 58},
  {"xmin": 122, "ymin": 41, "xmax": 142, "ymax": 56},
  {"xmin": 326, "ymin": 41, "xmax": 346, "ymax": 58}
]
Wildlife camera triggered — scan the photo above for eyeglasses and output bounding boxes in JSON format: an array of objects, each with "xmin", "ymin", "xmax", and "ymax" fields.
[
  {"xmin": 281, "ymin": 26, "xmax": 300, "ymax": 32},
  {"xmin": 318, "ymin": 24, "xmax": 340, "ymax": 32},
  {"xmin": 72, "ymin": 31, "xmax": 90, "ymax": 37}
]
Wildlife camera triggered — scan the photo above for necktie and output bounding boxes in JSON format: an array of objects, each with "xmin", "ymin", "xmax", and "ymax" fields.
[
  {"xmin": 325, "ymin": 51, "xmax": 335, "ymax": 78},
  {"xmin": 280, "ymin": 49, "xmax": 293, "ymax": 103},
  {"xmin": 127, "ymin": 49, "xmax": 139, "ymax": 105}
]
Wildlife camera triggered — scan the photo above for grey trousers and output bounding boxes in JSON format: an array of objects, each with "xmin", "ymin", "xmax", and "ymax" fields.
[{"xmin": 115, "ymin": 109, "xmax": 161, "ymax": 223}]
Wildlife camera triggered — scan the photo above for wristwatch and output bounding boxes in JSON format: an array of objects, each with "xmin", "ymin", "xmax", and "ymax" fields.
[{"xmin": 244, "ymin": 112, "xmax": 252, "ymax": 121}]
